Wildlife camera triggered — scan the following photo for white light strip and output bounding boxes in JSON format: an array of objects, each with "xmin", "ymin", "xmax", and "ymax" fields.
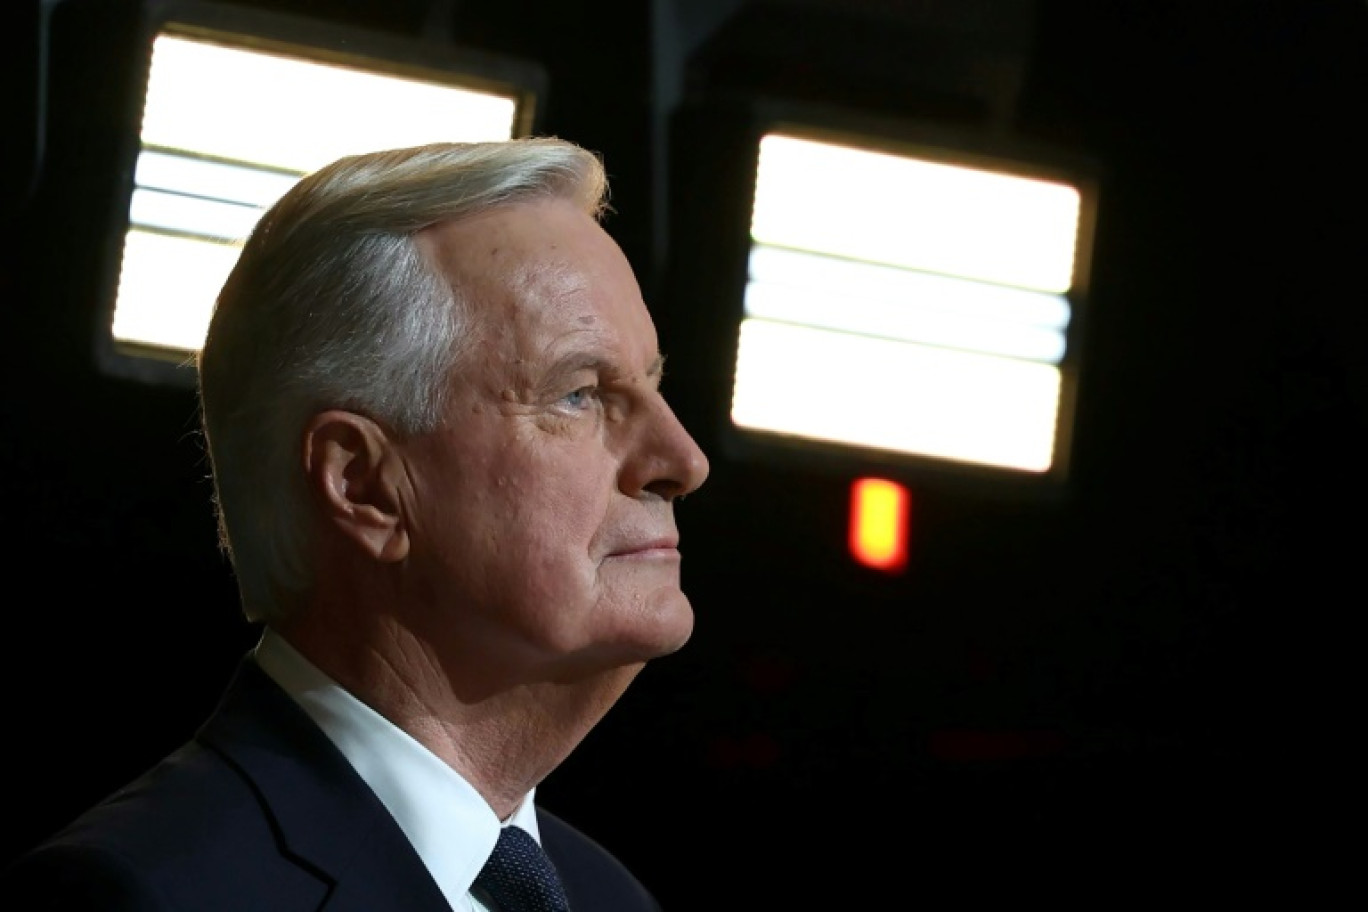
[
  {"xmin": 731, "ymin": 318, "xmax": 1061, "ymax": 472},
  {"xmin": 749, "ymin": 245, "xmax": 1070, "ymax": 328},
  {"xmin": 112, "ymin": 29, "xmax": 526, "ymax": 360},
  {"xmin": 135, "ymin": 149, "xmax": 301, "ymax": 209},
  {"xmin": 141, "ymin": 35, "xmax": 519, "ymax": 172},
  {"xmin": 129, "ymin": 187, "xmax": 264, "ymax": 242},
  {"xmin": 746, "ymin": 245, "xmax": 1070, "ymax": 363},
  {"xmin": 751, "ymin": 133, "xmax": 1082, "ymax": 293},
  {"xmin": 744, "ymin": 278, "xmax": 1067, "ymax": 363},
  {"xmin": 113, "ymin": 230, "xmax": 243, "ymax": 352}
]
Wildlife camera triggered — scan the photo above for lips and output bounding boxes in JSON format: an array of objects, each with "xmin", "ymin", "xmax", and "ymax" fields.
[
  {"xmin": 607, "ymin": 536, "xmax": 679, "ymax": 557},
  {"xmin": 602, "ymin": 528, "xmax": 680, "ymax": 558}
]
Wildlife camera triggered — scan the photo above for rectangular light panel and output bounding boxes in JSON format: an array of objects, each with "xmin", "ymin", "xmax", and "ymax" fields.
[
  {"xmin": 111, "ymin": 29, "xmax": 523, "ymax": 362},
  {"xmin": 732, "ymin": 132, "xmax": 1086, "ymax": 474}
]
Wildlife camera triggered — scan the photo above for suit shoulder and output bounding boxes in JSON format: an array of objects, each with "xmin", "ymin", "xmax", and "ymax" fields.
[
  {"xmin": 40, "ymin": 740, "xmax": 267, "ymax": 856},
  {"xmin": 1, "ymin": 839, "xmax": 174, "ymax": 911},
  {"xmin": 1, "ymin": 741, "xmax": 322, "ymax": 911}
]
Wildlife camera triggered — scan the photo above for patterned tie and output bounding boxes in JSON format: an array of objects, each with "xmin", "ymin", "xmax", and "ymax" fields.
[{"xmin": 474, "ymin": 825, "xmax": 572, "ymax": 912}]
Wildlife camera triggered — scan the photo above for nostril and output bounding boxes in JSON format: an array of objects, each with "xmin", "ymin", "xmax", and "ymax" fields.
[{"xmin": 641, "ymin": 478, "xmax": 683, "ymax": 502}]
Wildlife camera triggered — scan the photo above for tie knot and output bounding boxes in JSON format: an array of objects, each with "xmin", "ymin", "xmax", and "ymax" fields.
[{"xmin": 475, "ymin": 825, "xmax": 571, "ymax": 912}]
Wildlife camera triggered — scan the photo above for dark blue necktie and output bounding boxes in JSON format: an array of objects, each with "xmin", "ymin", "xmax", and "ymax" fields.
[{"xmin": 475, "ymin": 825, "xmax": 571, "ymax": 912}]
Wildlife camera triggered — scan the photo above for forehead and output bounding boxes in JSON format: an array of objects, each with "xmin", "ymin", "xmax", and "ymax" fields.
[{"xmin": 419, "ymin": 198, "xmax": 658, "ymax": 376}]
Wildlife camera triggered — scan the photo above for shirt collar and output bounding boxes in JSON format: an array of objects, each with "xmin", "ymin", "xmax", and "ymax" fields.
[{"xmin": 254, "ymin": 627, "xmax": 540, "ymax": 910}]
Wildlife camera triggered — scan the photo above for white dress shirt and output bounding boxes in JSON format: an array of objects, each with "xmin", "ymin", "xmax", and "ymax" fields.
[{"xmin": 254, "ymin": 627, "xmax": 542, "ymax": 912}]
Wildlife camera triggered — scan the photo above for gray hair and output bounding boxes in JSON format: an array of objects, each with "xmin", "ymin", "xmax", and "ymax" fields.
[{"xmin": 197, "ymin": 138, "xmax": 610, "ymax": 626}]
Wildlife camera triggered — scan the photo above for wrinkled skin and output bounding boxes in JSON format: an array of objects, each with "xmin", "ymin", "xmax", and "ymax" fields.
[{"xmin": 394, "ymin": 197, "xmax": 711, "ymax": 688}]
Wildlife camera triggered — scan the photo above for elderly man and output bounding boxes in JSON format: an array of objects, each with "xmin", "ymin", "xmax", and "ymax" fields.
[{"xmin": 0, "ymin": 138, "xmax": 709, "ymax": 911}]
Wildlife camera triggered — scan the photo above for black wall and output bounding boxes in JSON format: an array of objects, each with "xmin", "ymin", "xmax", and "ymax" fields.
[{"xmin": 3, "ymin": 0, "xmax": 1365, "ymax": 901}]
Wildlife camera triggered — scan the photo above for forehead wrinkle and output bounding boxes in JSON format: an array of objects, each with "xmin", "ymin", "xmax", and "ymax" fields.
[
  {"xmin": 505, "ymin": 262, "xmax": 600, "ymax": 348},
  {"xmin": 491, "ymin": 269, "xmax": 596, "ymax": 366},
  {"xmin": 512, "ymin": 248, "xmax": 590, "ymax": 297}
]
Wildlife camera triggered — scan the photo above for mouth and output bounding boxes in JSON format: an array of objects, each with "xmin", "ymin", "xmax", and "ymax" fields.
[{"xmin": 605, "ymin": 536, "xmax": 680, "ymax": 559}]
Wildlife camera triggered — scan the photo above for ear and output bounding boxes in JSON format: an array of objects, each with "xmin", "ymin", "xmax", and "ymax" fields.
[{"xmin": 302, "ymin": 410, "xmax": 410, "ymax": 563}]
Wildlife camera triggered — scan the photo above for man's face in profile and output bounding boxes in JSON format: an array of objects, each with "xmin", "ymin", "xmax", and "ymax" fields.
[{"xmin": 396, "ymin": 197, "xmax": 710, "ymax": 683}]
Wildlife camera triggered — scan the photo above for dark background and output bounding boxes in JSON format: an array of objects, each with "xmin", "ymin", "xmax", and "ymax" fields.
[{"xmin": 3, "ymin": 0, "xmax": 1365, "ymax": 902}]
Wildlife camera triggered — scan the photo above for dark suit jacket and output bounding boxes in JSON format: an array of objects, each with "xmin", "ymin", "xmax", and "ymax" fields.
[{"xmin": 0, "ymin": 657, "xmax": 663, "ymax": 911}]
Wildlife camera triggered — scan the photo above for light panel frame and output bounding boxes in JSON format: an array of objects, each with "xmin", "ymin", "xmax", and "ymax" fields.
[
  {"xmin": 94, "ymin": 0, "xmax": 547, "ymax": 387},
  {"xmin": 665, "ymin": 99, "xmax": 1101, "ymax": 497}
]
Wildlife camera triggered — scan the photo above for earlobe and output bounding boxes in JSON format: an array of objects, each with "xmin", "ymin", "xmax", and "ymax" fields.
[{"xmin": 303, "ymin": 411, "xmax": 411, "ymax": 562}]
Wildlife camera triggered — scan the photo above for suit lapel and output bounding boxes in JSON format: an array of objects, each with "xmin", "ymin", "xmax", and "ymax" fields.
[{"xmin": 197, "ymin": 657, "xmax": 454, "ymax": 911}]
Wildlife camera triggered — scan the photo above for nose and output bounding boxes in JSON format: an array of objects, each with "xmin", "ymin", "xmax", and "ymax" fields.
[{"xmin": 622, "ymin": 393, "xmax": 710, "ymax": 502}]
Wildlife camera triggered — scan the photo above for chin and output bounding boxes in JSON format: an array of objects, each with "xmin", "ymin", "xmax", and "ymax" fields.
[
  {"xmin": 634, "ymin": 589, "xmax": 696, "ymax": 655},
  {"xmin": 579, "ymin": 589, "xmax": 695, "ymax": 669}
]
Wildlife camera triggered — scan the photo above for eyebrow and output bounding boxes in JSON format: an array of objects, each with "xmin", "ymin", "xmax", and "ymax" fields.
[{"xmin": 544, "ymin": 351, "xmax": 666, "ymax": 385}]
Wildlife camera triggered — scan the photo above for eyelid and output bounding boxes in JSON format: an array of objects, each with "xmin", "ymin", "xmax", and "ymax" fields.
[
  {"xmin": 556, "ymin": 383, "xmax": 601, "ymax": 412},
  {"xmin": 548, "ymin": 359, "xmax": 665, "ymax": 412},
  {"xmin": 548, "ymin": 367, "xmax": 597, "ymax": 399}
]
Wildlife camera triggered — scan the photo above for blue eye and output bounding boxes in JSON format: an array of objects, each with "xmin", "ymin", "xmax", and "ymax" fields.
[{"xmin": 561, "ymin": 386, "xmax": 598, "ymax": 411}]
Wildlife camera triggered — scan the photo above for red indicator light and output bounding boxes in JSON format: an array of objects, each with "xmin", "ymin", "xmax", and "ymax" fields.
[{"xmin": 849, "ymin": 477, "xmax": 909, "ymax": 572}]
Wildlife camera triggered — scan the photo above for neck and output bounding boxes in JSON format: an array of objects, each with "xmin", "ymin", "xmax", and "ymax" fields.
[{"xmin": 277, "ymin": 607, "xmax": 642, "ymax": 820}]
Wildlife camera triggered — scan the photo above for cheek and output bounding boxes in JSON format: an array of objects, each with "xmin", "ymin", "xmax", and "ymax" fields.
[
  {"xmin": 482, "ymin": 485, "xmax": 610, "ymax": 648},
  {"xmin": 525, "ymin": 486, "xmax": 613, "ymax": 570},
  {"xmin": 488, "ymin": 456, "xmax": 615, "ymax": 566},
  {"xmin": 503, "ymin": 437, "xmax": 616, "ymax": 529}
]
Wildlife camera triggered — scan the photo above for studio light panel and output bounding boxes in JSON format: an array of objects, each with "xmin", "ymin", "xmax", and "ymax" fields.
[
  {"xmin": 111, "ymin": 26, "xmax": 525, "ymax": 365},
  {"xmin": 731, "ymin": 132, "xmax": 1089, "ymax": 475}
]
